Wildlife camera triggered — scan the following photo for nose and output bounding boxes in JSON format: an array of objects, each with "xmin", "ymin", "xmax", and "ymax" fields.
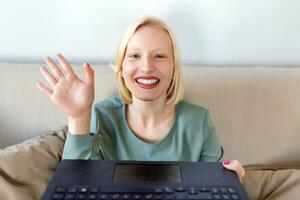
[{"xmin": 140, "ymin": 55, "xmax": 155, "ymax": 72}]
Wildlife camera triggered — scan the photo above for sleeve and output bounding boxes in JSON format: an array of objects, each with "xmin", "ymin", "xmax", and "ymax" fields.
[
  {"xmin": 199, "ymin": 110, "xmax": 223, "ymax": 162},
  {"xmin": 62, "ymin": 105, "xmax": 103, "ymax": 160}
]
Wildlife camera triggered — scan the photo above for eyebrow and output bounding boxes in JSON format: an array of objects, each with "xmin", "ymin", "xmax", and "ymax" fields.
[{"xmin": 126, "ymin": 47, "xmax": 171, "ymax": 52}]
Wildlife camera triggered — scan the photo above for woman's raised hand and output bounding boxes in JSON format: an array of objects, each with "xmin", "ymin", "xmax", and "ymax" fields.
[{"xmin": 37, "ymin": 54, "xmax": 95, "ymax": 120}]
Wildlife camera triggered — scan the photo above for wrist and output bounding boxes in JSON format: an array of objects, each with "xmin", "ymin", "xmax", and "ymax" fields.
[{"xmin": 68, "ymin": 108, "xmax": 92, "ymax": 135}]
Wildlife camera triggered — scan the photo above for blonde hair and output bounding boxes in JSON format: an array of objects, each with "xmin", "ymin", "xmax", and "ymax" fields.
[{"xmin": 113, "ymin": 16, "xmax": 184, "ymax": 105}]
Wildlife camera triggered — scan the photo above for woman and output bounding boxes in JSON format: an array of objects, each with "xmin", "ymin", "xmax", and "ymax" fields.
[{"xmin": 37, "ymin": 16, "xmax": 245, "ymax": 182}]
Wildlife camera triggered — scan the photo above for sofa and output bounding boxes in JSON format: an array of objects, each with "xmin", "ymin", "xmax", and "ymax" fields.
[{"xmin": 0, "ymin": 63, "xmax": 299, "ymax": 200}]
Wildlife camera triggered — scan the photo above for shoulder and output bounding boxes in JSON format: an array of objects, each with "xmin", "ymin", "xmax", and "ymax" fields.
[
  {"xmin": 177, "ymin": 100, "xmax": 209, "ymax": 121},
  {"xmin": 93, "ymin": 96, "xmax": 124, "ymax": 111},
  {"xmin": 91, "ymin": 96, "xmax": 125, "ymax": 119},
  {"xmin": 174, "ymin": 101, "xmax": 213, "ymax": 149},
  {"xmin": 91, "ymin": 96, "xmax": 124, "ymax": 129}
]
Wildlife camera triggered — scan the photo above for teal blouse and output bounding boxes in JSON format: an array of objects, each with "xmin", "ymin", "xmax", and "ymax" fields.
[{"xmin": 62, "ymin": 96, "xmax": 223, "ymax": 162}]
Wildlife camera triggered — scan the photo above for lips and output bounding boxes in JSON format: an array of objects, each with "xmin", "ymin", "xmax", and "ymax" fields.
[{"xmin": 135, "ymin": 76, "xmax": 160, "ymax": 89}]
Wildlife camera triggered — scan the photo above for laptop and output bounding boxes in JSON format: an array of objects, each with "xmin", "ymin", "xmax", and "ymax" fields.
[{"xmin": 41, "ymin": 160, "xmax": 250, "ymax": 200}]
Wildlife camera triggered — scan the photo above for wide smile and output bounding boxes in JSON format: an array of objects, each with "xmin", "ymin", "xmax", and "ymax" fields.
[{"xmin": 135, "ymin": 77, "xmax": 160, "ymax": 89}]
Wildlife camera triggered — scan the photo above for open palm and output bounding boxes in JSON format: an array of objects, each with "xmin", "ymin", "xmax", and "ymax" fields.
[{"xmin": 37, "ymin": 54, "xmax": 94, "ymax": 119}]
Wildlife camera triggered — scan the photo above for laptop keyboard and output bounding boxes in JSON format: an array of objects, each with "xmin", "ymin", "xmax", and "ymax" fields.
[{"xmin": 51, "ymin": 186, "xmax": 240, "ymax": 199}]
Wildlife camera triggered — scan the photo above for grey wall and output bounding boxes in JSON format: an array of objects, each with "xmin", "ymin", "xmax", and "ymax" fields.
[{"xmin": 1, "ymin": 0, "xmax": 300, "ymax": 66}]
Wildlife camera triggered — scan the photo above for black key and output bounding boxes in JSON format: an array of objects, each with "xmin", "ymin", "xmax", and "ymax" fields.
[
  {"xmin": 111, "ymin": 193, "xmax": 120, "ymax": 199},
  {"xmin": 164, "ymin": 187, "xmax": 174, "ymax": 194},
  {"xmin": 165, "ymin": 194, "xmax": 175, "ymax": 199},
  {"xmin": 213, "ymin": 194, "xmax": 221, "ymax": 199},
  {"xmin": 222, "ymin": 194, "xmax": 230, "ymax": 199},
  {"xmin": 55, "ymin": 187, "xmax": 66, "ymax": 193},
  {"xmin": 154, "ymin": 188, "xmax": 164, "ymax": 194},
  {"xmin": 175, "ymin": 187, "xmax": 186, "ymax": 192},
  {"xmin": 231, "ymin": 194, "xmax": 239, "ymax": 199},
  {"xmin": 211, "ymin": 187, "xmax": 219, "ymax": 193},
  {"xmin": 188, "ymin": 192, "xmax": 212, "ymax": 199},
  {"xmin": 76, "ymin": 194, "xmax": 87, "ymax": 199},
  {"xmin": 79, "ymin": 187, "xmax": 88, "ymax": 193},
  {"xmin": 52, "ymin": 193, "xmax": 64, "ymax": 200},
  {"xmin": 228, "ymin": 187, "xmax": 237, "ymax": 194},
  {"xmin": 144, "ymin": 194, "xmax": 153, "ymax": 199},
  {"xmin": 99, "ymin": 194, "xmax": 108, "ymax": 199},
  {"xmin": 133, "ymin": 194, "xmax": 142, "ymax": 199},
  {"xmin": 199, "ymin": 187, "xmax": 210, "ymax": 192},
  {"xmin": 67, "ymin": 187, "xmax": 77, "ymax": 193},
  {"xmin": 153, "ymin": 194, "xmax": 164, "ymax": 200},
  {"xmin": 121, "ymin": 194, "xmax": 131, "ymax": 199},
  {"xmin": 64, "ymin": 193, "xmax": 75, "ymax": 199},
  {"xmin": 176, "ymin": 193, "xmax": 187, "ymax": 200},
  {"xmin": 88, "ymin": 194, "xmax": 98, "ymax": 199},
  {"xmin": 187, "ymin": 187, "xmax": 197, "ymax": 191},
  {"xmin": 220, "ymin": 187, "xmax": 228, "ymax": 193},
  {"xmin": 187, "ymin": 187, "xmax": 198, "ymax": 195},
  {"xmin": 89, "ymin": 188, "xmax": 99, "ymax": 193}
]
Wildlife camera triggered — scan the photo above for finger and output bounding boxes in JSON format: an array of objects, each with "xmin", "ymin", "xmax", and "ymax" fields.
[
  {"xmin": 223, "ymin": 160, "xmax": 245, "ymax": 182},
  {"xmin": 223, "ymin": 160, "xmax": 245, "ymax": 178},
  {"xmin": 45, "ymin": 56, "xmax": 65, "ymax": 79},
  {"xmin": 223, "ymin": 160, "xmax": 244, "ymax": 183},
  {"xmin": 37, "ymin": 82, "xmax": 53, "ymax": 97},
  {"xmin": 40, "ymin": 66, "xmax": 57, "ymax": 87},
  {"xmin": 56, "ymin": 53, "xmax": 77, "ymax": 77},
  {"xmin": 83, "ymin": 63, "xmax": 94, "ymax": 85}
]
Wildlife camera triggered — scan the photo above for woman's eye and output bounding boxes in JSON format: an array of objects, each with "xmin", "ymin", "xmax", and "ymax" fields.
[
  {"xmin": 129, "ymin": 54, "xmax": 140, "ymax": 59},
  {"xmin": 154, "ymin": 54, "xmax": 166, "ymax": 59}
]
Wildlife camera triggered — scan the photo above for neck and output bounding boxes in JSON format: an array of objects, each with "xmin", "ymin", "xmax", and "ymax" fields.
[{"xmin": 127, "ymin": 96, "xmax": 175, "ymax": 128}]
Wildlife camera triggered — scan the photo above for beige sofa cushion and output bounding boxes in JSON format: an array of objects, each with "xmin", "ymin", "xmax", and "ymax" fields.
[
  {"xmin": 0, "ymin": 126, "xmax": 67, "ymax": 200},
  {"xmin": 243, "ymin": 168, "xmax": 300, "ymax": 200}
]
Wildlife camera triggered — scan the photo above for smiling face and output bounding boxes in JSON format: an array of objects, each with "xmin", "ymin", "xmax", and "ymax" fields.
[{"xmin": 121, "ymin": 25, "xmax": 174, "ymax": 103}]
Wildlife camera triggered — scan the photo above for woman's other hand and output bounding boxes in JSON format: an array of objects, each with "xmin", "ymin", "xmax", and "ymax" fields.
[{"xmin": 223, "ymin": 160, "xmax": 245, "ymax": 183}]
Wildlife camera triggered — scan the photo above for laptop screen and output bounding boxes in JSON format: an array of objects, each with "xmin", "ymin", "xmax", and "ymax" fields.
[{"xmin": 113, "ymin": 163, "xmax": 182, "ymax": 183}]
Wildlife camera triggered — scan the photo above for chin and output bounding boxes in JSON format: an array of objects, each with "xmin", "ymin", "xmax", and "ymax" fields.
[
  {"xmin": 137, "ymin": 96, "xmax": 157, "ymax": 102},
  {"xmin": 133, "ymin": 94, "xmax": 161, "ymax": 102}
]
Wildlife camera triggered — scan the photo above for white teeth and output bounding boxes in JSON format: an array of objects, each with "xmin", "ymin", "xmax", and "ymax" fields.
[{"xmin": 136, "ymin": 79, "xmax": 158, "ymax": 85}]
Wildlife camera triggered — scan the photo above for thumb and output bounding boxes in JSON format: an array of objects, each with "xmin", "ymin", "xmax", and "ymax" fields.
[
  {"xmin": 83, "ymin": 63, "xmax": 94, "ymax": 85},
  {"xmin": 223, "ymin": 160, "xmax": 245, "ymax": 183}
]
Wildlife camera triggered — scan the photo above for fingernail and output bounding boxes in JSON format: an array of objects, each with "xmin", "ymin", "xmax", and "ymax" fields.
[
  {"xmin": 86, "ymin": 63, "xmax": 90, "ymax": 67},
  {"xmin": 223, "ymin": 160, "xmax": 231, "ymax": 165}
]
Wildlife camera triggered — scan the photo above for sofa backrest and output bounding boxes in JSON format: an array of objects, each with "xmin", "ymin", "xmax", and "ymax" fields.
[{"xmin": 0, "ymin": 63, "xmax": 299, "ymax": 168}]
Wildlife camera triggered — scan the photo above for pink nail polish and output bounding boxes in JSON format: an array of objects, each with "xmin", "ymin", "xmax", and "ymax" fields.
[{"xmin": 223, "ymin": 160, "xmax": 231, "ymax": 165}]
